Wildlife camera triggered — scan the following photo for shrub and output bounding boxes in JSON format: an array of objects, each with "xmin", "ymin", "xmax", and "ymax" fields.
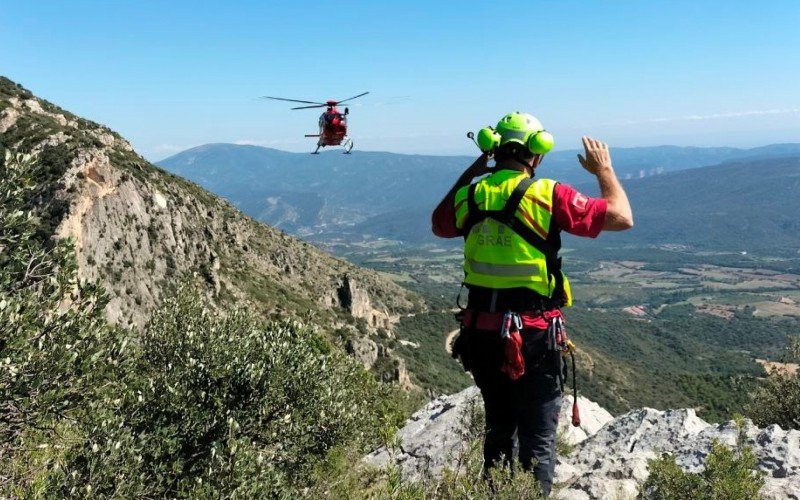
[
  {"xmin": 745, "ymin": 336, "xmax": 800, "ymax": 430},
  {"xmin": 641, "ymin": 438, "xmax": 765, "ymax": 500},
  {"xmin": 5, "ymin": 285, "xmax": 405, "ymax": 497},
  {"xmin": 119, "ymin": 289, "xmax": 404, "ymax": 497},
  {"xmin": 1, "ymin": 149, "xmax": 405, "ymax": 497},
  {"xmin": 0, "ymin": 150, "xmax": 129, "ymax": 494}
]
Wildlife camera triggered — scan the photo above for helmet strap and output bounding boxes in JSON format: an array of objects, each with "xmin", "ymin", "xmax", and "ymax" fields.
[{"xmin": 511, "ymin": 156, "xmax": 533, "ymax": 174}]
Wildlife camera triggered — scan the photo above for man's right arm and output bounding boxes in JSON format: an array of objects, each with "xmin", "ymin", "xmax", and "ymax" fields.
[
  {"xmin": 577, "ymin": 137, "xmax": 634, "ymax": 231},
  {"xmin": 431, "ymin": 154, "xmax": 491, "ymax": 238}
]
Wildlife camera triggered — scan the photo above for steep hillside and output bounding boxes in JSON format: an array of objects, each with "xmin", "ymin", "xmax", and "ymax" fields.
[
  {"xmin": 0, "ymin": 77, "xmax": 422, "ymax": 332},
  {"xmin": 158, "ymin": 142, "xmax": 800, "ymax": 235}
]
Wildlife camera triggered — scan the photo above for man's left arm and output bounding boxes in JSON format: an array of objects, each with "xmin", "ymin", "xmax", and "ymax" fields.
[{"xmin": 432, "ymin": 154, "xmax": 491, "ymax": 238}]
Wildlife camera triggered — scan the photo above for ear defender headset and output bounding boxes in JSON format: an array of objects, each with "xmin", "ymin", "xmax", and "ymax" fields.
[{"xmin": 475, "ymin": 112, "xmax": 554, "ymax": 157}]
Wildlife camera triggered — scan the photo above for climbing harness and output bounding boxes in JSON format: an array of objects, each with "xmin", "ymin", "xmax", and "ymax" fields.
[{"xmin": 453, "ymin": 308, "xmax": 582, "ymax": 428}]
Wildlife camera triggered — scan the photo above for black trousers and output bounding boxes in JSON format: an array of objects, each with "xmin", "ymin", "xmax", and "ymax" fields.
[{"xmin": 465, "ymin": 326, "xmax": 562, "ymax": 497}]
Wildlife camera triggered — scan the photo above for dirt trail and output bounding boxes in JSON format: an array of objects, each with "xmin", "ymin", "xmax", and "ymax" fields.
[
  {"xmin": 756, "ymin": 358, "xmax": 799, "ymax": 376},
  {"xmin": 444, "ymin": 328, "xmax": 459, "ymax": 354}
]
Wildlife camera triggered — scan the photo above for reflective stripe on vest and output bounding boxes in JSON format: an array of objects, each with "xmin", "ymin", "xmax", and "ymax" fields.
[
  {"xmin": 454, "ymin": 170, "xmax": 570, "ymax": 303},
  {"xmin": 467, "ymin": 260, "xmax": 541, "ymax": 277}
]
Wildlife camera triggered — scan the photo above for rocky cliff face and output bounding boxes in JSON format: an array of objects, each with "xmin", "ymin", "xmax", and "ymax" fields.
[
  {"xmin": 366, "ymin": 386, "xmax": 799, "ymax": 499},
  {"xmin": 0, "ymin": 77, "xmax": 422, "ymax": 334}
]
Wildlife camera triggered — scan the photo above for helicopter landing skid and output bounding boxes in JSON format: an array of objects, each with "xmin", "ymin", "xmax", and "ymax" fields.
[
  {"xmin": 311, "ymin": 144, "xmax": 321, "ymax": 154},
  {"xmin": 342, "ymin": 137, "xmax": 354, "ymax": 154}
]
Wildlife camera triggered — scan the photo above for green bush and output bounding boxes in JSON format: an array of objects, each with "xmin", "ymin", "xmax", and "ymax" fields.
[
  {"xmin": 0, "ymin": 150, "xmax": 126, "ymax": 491},
  {"xmin": 745, "ymin": 336, "xmax": 800, "ymax": 430},
  {"xmin": 0, "ymin": 150, "xmax": 405, "ymax": 497},
  {"xmin": 119, "ymin": 290, "xmax": 404, "ymax": 497},
  {"xmin": 641, "ymin": 439, "xmax": 765, "ymax": 500}
]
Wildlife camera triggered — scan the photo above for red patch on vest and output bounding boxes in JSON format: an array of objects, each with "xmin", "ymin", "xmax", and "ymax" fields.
[{"xmin": 572, "ymin": 193, "xmax": 588, "ymax": 211}]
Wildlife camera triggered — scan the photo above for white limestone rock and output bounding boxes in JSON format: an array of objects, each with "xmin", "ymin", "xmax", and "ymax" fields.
[
  {"xmin": 368, "ymin": 388, "xmax": 800, "ymax": 500},
  {"xmin": 557, "ymin": 408, "xmax": 799, "ymax": 500},
  {"xmin": 558, "ymin": 395, "xmax": 614, "ymax": 446},
  {"xmin": 365, "ymin": 387, "xmax": 613, "ymax": 481},
  {"xmin": 365, "ymin": 386, "xmax": 482, "ymax": 480}
]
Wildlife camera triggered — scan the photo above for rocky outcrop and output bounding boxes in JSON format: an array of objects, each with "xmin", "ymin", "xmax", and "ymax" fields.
[
  {"xmin": 365, "ymin": 387, "xmax": 613, "ymax": 481},
  {"xmin": 346, "ymin": 336, "xmax": 379, "ymax": 370},
  {"xmin": 336, "ymin": 274, "xmax": 396, "ymax": 330},
  {"xmin": 557, "ymin": 408, "xmax": 799, "ymax": 500},
  {"xmin": 365, "ymin": 387, "xmax": 483, "ymax": 479},
  {"xmin": 390, "ymin": 356, "xmax": 415, "ymax": 392},
  {"xmin": 366, "ymin": 386, "xmax": 800, "ymax": 499},
  {"xmin": 558, "ymin": 397, "xmax": 613, "ymax": 447}
]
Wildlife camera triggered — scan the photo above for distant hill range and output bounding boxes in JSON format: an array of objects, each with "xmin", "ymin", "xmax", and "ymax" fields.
[
  {"xmin": 356, "ymin": 155, "xmax": 800, "ymax": 254},
  {"xmin": 159, "ymin": 143, "xmax": 800, "ymax": 253},
  {"xmin": 573, "ymin": 155, "xmax": 800, "ymax": 253}
]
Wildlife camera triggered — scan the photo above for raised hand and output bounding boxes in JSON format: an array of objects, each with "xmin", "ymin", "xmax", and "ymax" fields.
[
  {"xmin": 577, "ymin": 136, "xmax": 613, "ymax": 175},
  {"xmin": 577, "ymin": 136, "xmax": 633, "ymax": 230}
]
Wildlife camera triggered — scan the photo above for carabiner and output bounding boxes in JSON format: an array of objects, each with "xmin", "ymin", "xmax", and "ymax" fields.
[
  {"xmin": 501, "ymin": 312, "xmax": 513, "ymax": 338},
  {"xmin": 546, "ymin": 317, "xmax": 557, "ymax": 351}
]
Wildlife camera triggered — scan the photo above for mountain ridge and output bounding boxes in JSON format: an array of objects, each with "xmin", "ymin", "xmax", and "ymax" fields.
[
  {"xmin": 158, "ymin": 141, "xmax": 800, "ymax": 168},
  {"xmin": 324, "ymin": 154, "xmax": 800, "ymax": 254},
  {"xmin": 158, "ymin": 142, "xmax": 800, "ymax": 241}
]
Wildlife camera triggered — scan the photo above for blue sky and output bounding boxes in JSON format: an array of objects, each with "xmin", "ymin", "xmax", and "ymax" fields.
[{"xmin": 2, "ymin": 1, "xmax": 799, "ymax": 159}]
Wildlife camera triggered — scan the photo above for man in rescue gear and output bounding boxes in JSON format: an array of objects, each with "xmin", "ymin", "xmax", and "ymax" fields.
[{"xmin": 431, "ymin": 112, "xmax": 633, "ymax": 496}]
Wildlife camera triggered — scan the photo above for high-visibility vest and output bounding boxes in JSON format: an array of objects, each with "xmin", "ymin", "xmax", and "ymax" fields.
[{"xmin": 454, "ymin": 169, "xmax": 572, "ymax": 306}]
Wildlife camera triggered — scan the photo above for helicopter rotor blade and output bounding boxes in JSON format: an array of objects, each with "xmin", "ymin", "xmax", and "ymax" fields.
[
  {"xmin": 291, "ymin": 104, "xmax": 328, "ymax": 110},
  {"xmin": 261, "ymin": 96, "xmax": 326, "ymax": 105},
  {"xmin": 335, "ymin": 91, "xmax": 370, "ymax": 104}
]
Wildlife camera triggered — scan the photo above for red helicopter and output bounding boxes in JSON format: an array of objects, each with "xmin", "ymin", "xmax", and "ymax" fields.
[{"xmin": 261, "ymin": 92, "xmax": 369, "ymax": 154}]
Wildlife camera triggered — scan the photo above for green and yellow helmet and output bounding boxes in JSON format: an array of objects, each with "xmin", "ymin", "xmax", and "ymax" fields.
[{"xmin": 476, "ymin": 112, "xmax": 554, "ymax": 155}]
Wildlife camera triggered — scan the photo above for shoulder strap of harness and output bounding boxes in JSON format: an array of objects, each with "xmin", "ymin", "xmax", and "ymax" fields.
[
  {"xmin": 463, "ymin": 177, "xmax": 531, "ymax": 231},
  {"xmin": 465, "ymin": 182, "xmax": 479, "ymax": 229},
  {"xmin": 501, "ymin": 176, "xmax": 535, "ymax": 220}
]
